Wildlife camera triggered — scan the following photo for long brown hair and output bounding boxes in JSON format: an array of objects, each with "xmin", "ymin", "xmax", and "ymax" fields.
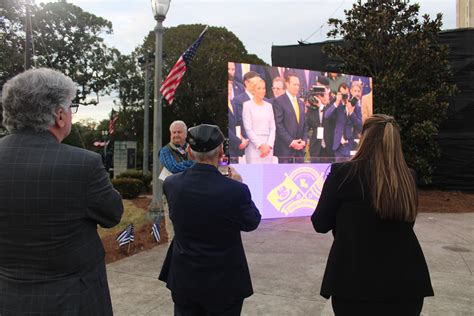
[{"xmin": 350, "ymin": 114, "xmax": 418, "ymax": 221}]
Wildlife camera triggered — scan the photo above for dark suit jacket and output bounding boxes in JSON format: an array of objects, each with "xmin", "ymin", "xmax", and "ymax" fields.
[
  {"xmin": 272, "ymin": 93, "xmax": 308, "ymax": 160},
  {"xmin": 311, "ymin": 162, "xmax": 434, "ymax": 300},
  {"xmin": 228, "ymin": 98, "xmax": 244, "ymax": 159},
  {"xmin": 159, "ymin": 163, "xmax": 261, "ymax": 304},
  {"xmin": 0, "ymin": 130, "xmax": 123, "ymax": 315},
  {"xmin": 324, "ymin": 103, "xmax": 362, "ymax": 151},
  {"xmin": 231, "ymin": 80, "xmax": 245, "ymax": 98},
  {"xmin": 306, "ymin": 104, "xmax": 335, "ymax": 158},
  {"xmin": 232, "ymin": 91, "xmax": 251, "ymax": 140}
]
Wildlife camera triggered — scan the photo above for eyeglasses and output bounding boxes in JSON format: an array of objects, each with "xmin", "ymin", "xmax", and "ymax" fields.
[{"xmin": 69, "ymin": 103, "xmax": 79, "ymax": 114}]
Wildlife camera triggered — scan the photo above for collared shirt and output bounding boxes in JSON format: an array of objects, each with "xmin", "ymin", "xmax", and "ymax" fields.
[{"xmin": 159, "ymin": 143, "xmax": 194, "ymax": 174}]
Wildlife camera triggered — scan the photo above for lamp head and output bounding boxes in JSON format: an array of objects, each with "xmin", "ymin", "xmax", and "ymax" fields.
[{"xmin": 151, "ymin": 0, "xmax": 171, "ymax": 20}]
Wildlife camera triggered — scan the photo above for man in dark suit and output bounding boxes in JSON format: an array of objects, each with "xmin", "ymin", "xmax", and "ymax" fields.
[
  {"xmin": 159, "ymin": 124, "xmax": 261, "ymax": 315},
  {"xmin": 324, "ymin": 83, "xmax": 362, "ymax": 159},
  {"xmin": 0, "ymin": 68, "xmax": 124, "ymax": 315},
  {"xmin": 264, "ymin": 66, "xmax": 289, "ymax": 99},
  {"xmin": 228, "ymin": 62, "xmax": 245, "ymax": 100},
  {"xmin": 306, "ymin": 80, "xmax": 336, "ymax": 161},
  {"xmin": 272, "ymin": 73, "xmax": 308, "ymax": 163}
]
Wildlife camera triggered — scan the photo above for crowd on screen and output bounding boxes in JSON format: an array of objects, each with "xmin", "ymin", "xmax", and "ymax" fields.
[{"xmin": 228, "ymin": 62, "xmax": 374, "ymax": 164}]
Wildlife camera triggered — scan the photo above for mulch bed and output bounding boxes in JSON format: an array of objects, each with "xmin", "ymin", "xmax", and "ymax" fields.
[
  {"xmin": 102, "ymin": 197, "xmax": 168, "ymax": 264},
  {"xmin": 418, "ymin": 189, "xmax": 474, "ymax": 213}
]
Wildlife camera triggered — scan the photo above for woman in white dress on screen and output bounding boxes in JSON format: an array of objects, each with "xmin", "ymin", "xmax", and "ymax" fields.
[{"xmin": 242, "ymin": 77, "xmax": 276, "ymax": 163}]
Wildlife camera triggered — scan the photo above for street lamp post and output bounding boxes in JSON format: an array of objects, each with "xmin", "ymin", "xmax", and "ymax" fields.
[
  {"xmin": 150, "ymin": 0, "xmax": 170, "ymax": 219},
  {"xmin": 138, "ymin": 52, "xmax": 154, "ymax": 176}
]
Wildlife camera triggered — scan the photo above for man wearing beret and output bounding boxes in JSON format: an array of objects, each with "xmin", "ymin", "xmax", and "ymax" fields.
[{"xmin": 159, "ymin": 124, "xmax": 261, "ymax": 316}]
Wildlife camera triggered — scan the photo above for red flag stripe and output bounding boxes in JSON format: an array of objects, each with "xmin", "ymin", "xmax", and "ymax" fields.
[{"xmin": 159, "ymin": 27, "xmax": 208, "ymax": 105}]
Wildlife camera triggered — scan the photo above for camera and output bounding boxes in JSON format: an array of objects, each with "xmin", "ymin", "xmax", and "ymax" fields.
[
  {"xmin": 341, "ymin": 93, "xmax": 349, "ymax": 101},
  {"xmin": 348, "ymin": 96, "xmax": 359, "ymax": 107},
  {"xmin": 303, "ymin": 85, "xmax": 326, "ymax": 107}
]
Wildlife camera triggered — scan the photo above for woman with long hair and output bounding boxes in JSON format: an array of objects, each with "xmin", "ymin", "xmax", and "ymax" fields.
[{"xmin": 311, "ymin": 114, "xmax": 433, "ymax": 315}]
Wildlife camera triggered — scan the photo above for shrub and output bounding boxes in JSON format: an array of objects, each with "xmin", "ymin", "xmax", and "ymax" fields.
[
  {"xmin": 112, "ymin": 178, "xmax": 143, "ymax": 199},
  {"xmin": 116, "ymin": 170, "xmax": 152, "ymax": 192}
]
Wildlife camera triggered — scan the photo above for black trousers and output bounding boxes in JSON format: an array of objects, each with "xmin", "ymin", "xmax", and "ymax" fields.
[
  {"xmin": 173, "ymin": 293, "xmax": 244, "ymax": 316},
  {"xmin": 331, "ymin": 297, "xmax": 424, "ymax": 316}
]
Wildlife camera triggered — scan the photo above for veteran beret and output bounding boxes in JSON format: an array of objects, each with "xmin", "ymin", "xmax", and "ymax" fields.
[{"xmin": 187, "ymin": 124, "xmax": 225, "ymax": 152}]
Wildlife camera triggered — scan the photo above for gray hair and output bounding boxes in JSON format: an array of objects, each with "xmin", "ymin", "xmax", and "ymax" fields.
[
  {"xmin": 190, "ymin": 145, "xmax": 221, "ymax": 162},
  {"xmin": 169, "ymin": 120, "xmax": 187, "ymax": 132},
  {"xmin": 1, "ymin": 68, "xmax": 76, "ymax": 132}
]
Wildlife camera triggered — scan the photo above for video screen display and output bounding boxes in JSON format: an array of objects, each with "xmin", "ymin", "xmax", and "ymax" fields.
[{"xmin": 227, "ymin": 62, "xmax": 373, "ymax": 164}]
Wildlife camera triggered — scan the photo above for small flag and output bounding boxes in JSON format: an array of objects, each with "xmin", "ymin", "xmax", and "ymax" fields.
[
  {"xmin": 160, "ymin": 26, "xmax": 208, "ymax": 105},
  {"xmin": 151, "ymin": 216, "xmax": 161, "ymax": 243},
  {"xmin": 116, "ymin": 224, "xmax": 135, "ymax": 247},
  {"xmin": 109, "ymin": 112, "xmax": 119, "ymax": 135}
]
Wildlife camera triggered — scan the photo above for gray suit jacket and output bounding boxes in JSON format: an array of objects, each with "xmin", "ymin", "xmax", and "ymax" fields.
[{"xmin": 0, "ymin": 130, "xmax": 123, "ymax": 315}]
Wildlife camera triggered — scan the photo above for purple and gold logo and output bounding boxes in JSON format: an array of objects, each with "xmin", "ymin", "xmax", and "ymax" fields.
[{"xmin": 267, "ymin": 167, "xmax": 326, "ymax": 215}]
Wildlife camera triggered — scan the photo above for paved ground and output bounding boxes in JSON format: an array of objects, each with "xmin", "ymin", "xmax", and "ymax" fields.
[{"xmin": 107, "ymin": 213, "xmax": 474, "ymax": 315}]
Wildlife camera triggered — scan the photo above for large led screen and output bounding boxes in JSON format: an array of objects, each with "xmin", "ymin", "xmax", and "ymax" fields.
[
  {"xmin": 227, "ymin": 62, "xmax": 373, "ymax": 219},
  {"xmin": 228, "ymin": 62, "xmax": 373, "ymax": 165}
]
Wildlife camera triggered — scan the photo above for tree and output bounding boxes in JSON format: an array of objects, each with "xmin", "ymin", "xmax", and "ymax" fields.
[
  {"xmin": 63, "ymin": 118, "xmax": 101, "ymax": 151},
  {"xmin": 323, "ymin": 0, "xmax": 456, "ymax": 183},
  {"xmin": 0, "ymin": 1, "xmax": 120, "ymax": 104},
  {"xmin": 1, "ymin": 0, "xmax": 123, "ymax": 136}
]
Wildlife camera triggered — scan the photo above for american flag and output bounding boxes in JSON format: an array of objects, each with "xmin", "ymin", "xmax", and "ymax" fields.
[
  {"xmin": 109, "ymin": 112, "xmax": 118, "ymax": 135},
  {"xmin": 116, "ymin": 224, "xmax": 135, "ymax": 247},
  {"xmin": 160, "ymin": 26, "xmax": 208, "ymax": 105},
  {"xmin": 151, "ymin": 216, "xmax": 161, "ymax": 242}
]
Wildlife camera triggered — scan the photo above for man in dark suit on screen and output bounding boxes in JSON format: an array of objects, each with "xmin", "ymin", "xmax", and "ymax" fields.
[
  {"xmin": 0, "ymin": 68, "xmax": 124, "ymax": 315},
  {"xmin": 272, "ymin": 73, "xmax": 308, "ymax": 163},
  {"xmin": 159, "ymin": 124, "xmax": 261, "ymax": 315}
]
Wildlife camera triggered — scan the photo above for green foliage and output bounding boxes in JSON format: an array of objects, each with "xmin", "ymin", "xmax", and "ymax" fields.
[
  {"xmin": 323, "ymin": 0, "xmax": 456, "ymax": 183},
  {"xmin": 63, "ymin": 119, "xmax": 103, "ymax": 152},
  {"xmin": 0, "ymin": 1, "xmax": 120, "ymax": 105},
  {"xmin": 116, "ymin": 170, "xmax": 152, "ymax": 192},
  {"xmin": 112, "ymin": 178, "xmax": 143, "ymax": 199}
]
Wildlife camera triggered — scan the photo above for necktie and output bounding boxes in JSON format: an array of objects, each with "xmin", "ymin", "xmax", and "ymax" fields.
[
  {"xmin": 228, "ymin": 99, "xmax": 234, "ymax": 114},
  {"xmin": 292, "ymin": 97, "xmax": 300, "ymax": 124}
]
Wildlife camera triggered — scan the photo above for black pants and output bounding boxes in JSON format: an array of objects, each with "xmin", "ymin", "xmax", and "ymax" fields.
[
  {"xmin": 173, "ymin": 294, "xmax": 244, "ymax": 316},
  {"xmin": 331, "ymin": 297, "xmax": 424, "ymax": 316}
]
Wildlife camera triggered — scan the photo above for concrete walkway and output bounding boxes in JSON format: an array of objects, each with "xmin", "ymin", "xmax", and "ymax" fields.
[{"xmin": 107, "ymin": 213, "xmax": 474, "ymax": 315}]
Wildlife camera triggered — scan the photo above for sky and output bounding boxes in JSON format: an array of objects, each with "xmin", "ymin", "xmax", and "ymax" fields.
[{"xmin": 36, "ymin": 0, "xmax": 456, "ymax": 123}]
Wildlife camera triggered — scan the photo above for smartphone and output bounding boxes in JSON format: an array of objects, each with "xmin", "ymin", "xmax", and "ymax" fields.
[
  {"xmin": 218, "ymin": 155, "xmax": 230, "ymax": 176},
  {"xmin": 218, "ymin": 138, "xmax": 230, "ymax": 176}
]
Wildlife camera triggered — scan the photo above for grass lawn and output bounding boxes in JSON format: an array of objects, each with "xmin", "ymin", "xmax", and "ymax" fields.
[{"xmin": 98, "ymin": 199, "xmax": 151, "ymax": 238}]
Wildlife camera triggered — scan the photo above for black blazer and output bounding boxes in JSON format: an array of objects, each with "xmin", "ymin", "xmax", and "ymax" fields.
[
  {"xmin": 311, "ymin": 162, "xmax": 434, "ymax": 300},
  {"xmin": 159, "ymin": 163, "xmax": 261, "ymax": 304},
  {"xmin": 272, "ymin": 93, "xmax": 308, "ymax": 159},
  {"xmin": 0, "ymin": 130, "xmax": 123, "ymax": 315}
]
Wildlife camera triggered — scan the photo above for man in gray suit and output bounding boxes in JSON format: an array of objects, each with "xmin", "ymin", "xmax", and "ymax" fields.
[{"xmin": 0, "ymin": 68, "xmax": 124, "ymax": 315}]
